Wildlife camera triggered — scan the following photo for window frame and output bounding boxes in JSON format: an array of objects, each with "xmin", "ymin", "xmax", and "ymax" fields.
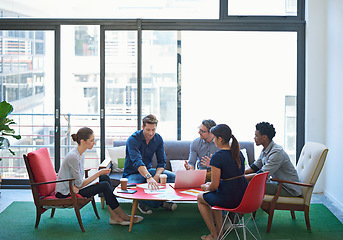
[{"xmin": 0, "ymin": 0, "xmax": 305, "ymax": 188}]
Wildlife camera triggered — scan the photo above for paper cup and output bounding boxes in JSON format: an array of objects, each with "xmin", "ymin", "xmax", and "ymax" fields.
[
  {"xmin": 160, "ymin": 174, "xmax": 167, "ymax": 185},
  {"xmin": 120, "ymin": 178, "xmax": 128, "ymax": 190}
]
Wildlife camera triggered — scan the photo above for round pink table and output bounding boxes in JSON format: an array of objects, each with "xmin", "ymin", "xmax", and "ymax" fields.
[{"xmin": 114, "ymin": 183, "xmax": 202, "ymax": 232}]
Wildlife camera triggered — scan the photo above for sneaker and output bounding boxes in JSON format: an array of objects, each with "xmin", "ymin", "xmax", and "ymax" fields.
[
  {"xmin": 161, "ymin": 201, "xmax": 177, "ymax": 211},
  {"xmin": 138, "ymin": 203, "xmax": 153, "ymax": 215}
]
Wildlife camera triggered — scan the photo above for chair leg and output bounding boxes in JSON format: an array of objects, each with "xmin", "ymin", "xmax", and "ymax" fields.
[
  {"xmin": 91, "ymin": 198, "xmax": 100, "ymax": 219},
  {"xmin": 290, "ymin": 210, "xmax": 296, "ymax": 219},
  {"xmin": 218, "ymin": 212, "xmax": 234, "ymax": 240},
  {"xmin": 304, "ymin": 206, "xmax": 311, "ymax": 230},
  {"xmin": 74, "ymin": 206, "xmax": 86, "ymax": 232},
  {"xmin": 50, "ymin": 208, "xmax": 56, "ymax": 218},
  {"xmin": 266, "ymin": 209, "xmax": 275, "ymax": 233},
  {"xmin": 35, "ymin": 206, "xmax": 43, "ymax": 228},
  {"xmin": 242, "ymin": 216, "xmax": 247, "ymax": 240},
  {"xmin": 101, "ymin": 197, "xmax": 105, "ymax": 209}
]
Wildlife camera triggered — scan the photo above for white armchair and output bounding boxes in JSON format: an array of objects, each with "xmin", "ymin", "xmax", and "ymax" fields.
[{"xmin": 261, "ymin": 142, "xmax": 329, "ymax": 233}]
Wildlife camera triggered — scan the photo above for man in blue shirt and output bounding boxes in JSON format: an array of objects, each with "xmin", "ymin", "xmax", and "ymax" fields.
[{"xmin": 123, "ymin": 114, "xmax": 176, "ymax": 214}]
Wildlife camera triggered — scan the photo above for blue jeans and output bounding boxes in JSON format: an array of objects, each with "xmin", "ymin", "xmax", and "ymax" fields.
[{"xmin": 126, "ymin": 169, "xmax": 175, "ymax": 208}]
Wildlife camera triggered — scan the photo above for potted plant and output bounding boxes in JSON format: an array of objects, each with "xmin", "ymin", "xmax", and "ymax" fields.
[{"xmin": 0, "ymin": 100, "xmax": 22, "ymax": 191}]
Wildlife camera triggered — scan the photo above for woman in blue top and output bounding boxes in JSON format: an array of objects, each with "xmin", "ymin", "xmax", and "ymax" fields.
[{"xmin": 197, "ymin": 124, "xmax": 248, "ymax": 240}]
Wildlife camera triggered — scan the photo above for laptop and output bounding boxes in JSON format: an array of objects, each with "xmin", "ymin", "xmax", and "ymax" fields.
[{"xmin": 172, "ymin": 170, "xmax": 207, "ymax": 189}]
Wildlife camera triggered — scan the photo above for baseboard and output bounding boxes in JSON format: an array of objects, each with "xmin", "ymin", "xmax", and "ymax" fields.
[{"xmin": 324, "ymin": 191, "xmax": 343, "ymax": 213}]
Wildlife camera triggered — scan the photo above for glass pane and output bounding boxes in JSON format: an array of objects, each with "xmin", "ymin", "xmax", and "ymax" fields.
[
  {"xmin": 60, "ymin": 25, "xmax": 100, "ymax": 175},
  {"xmin": 181, "ymin": 31, "xmax": 297, "ymax": 163},
  {"xmin": 105, "ymin": 31, "xmax": 138, "ymax": 150},
  {"xmin": 0, "ymin": 30, "xmax": 55, "ymax": 179},
  {"xmin": 228, "ymin": 0, "xmax": 297, "ymax": 16},
  {"xmin": 0, "ymin": 0, "xmax": 218, "ymax": 19},
  {"xmin": 142, "ymin": 31, "xmax": 178, "ymax": 140}
]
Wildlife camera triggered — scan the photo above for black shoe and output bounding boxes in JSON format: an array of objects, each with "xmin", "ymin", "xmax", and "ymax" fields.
[
  {"xmin": 138, "ymin": 203, "xmax": 153, "ymax": 215},
  {"xmin": 161, "ymin": 201, "xmax": 177, "ymax": 211}
]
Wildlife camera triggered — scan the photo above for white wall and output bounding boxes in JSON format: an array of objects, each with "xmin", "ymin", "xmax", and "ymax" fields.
[
  {"xmin": 305, "ymin": 0, "xmax": 328, "ymax": 193},
  {"xmin": 306, "ymin": 0, "xmax": 343, "ymax": 211}
]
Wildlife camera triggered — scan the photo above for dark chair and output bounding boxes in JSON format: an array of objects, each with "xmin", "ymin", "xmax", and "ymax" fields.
[
  {"xmin": 212, "ymin": 172, "xmax": 269, "ymax": 240},
  {"xmin": 23, "ymin": 147, "xmax": 100, "ymax": 232}
]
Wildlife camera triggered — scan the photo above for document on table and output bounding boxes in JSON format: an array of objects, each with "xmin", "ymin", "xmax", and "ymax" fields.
[
  {"xmin": 152, "ymin": 193, "xmax": 183, "ymax": 201},
  {"xmin": 144, "ymin": 189, "xmax": 170, "ymax": 194},
  {"xmin": 144, "ymin": 188, "xmax": 182, "ymax": 200},
  {"xmin": 137, "ymin": 183, "xmax": 164, "ymax": 189},
  {"xmin": 180, "ymin": 189, "xmax": 203, "ymax": 196}
]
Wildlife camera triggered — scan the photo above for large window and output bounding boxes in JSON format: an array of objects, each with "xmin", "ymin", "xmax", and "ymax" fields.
[
  {"xmin": 61, "ymin": 25, "xmax": 100, "ymax": 175},
  {"xmin": 228, "ymin": 0, "xmax": 297, "ymax": 16},
  {"xmin": 0, "ymin": 30, "xmax": 54, "ymax": 179},
  {"xmin": 105, "ymin": 31, "xmax": 138, "ymax": 149},
  {"xmin": 0, "ymin": 1, "xmax": 305, "ymax": 184},
  {"xmin": 181, "ymin": 31, "xmax": 297, "ymax": 163}
]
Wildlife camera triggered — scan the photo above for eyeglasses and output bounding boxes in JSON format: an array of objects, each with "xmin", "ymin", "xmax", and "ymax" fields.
[{"xmin": 198, "ymin": 127, "xmax": 208, "ymax": 134}]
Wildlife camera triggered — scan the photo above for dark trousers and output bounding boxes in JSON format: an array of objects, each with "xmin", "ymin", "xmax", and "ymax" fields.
[{"xmin": 56, "ymin": 175, "xmax": 120, "ymax": 210}]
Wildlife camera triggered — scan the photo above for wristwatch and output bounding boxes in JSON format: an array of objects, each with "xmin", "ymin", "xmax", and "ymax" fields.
[{"xmin": 145, "ymin": 173, "xmax": 152, "ymax": 179}]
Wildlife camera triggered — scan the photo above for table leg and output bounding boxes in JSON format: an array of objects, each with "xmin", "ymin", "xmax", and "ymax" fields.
[{"xmin": 129, "ymin": 199, "xmax": 139, "ymax": 232}]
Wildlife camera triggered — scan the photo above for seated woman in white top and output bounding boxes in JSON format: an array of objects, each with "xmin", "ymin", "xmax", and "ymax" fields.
[{"xmin": 55, "ymin": 127, "xmax": 143, "ymax": 226}]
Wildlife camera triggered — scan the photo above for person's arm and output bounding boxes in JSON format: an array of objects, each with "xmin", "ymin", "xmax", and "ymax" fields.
[
  {"xmin": 244, "ymin": 163, "xmax": 260, "ymax": 181},
  {"xmin": 258, "ymin": 150, "xmax": 283, "ymax": 176},
  {"xmin": 201, "ymin": 166, "xmax": 220, "ymax": 192},
  {"xmin": 155, "ymin": 135, "xmax": 167, "ymax": 171},
  {"xmin": 200, "ymin": 155, "xmax": 211, "ymax": 167},
  {"xmin": 186, "ymin": 140, "xmax": 197, "ymax": 170},
  {"xmin": 137, "ymin": 165, "xmax": 159, "ymax": 190},
  {"xmin": 79, "ymin": 168, "xmax": 111, "ymax": 189},
  {"xmin": 154, "ymin": 137, "xmax": 166, "ymax": 178},
  {"xmin": 127, "ymin": 137, "xmax": 146, "ymax": 170},
  {"xmin": 184, "ymin": 160, "xmax": 194, "ymax": 170}
]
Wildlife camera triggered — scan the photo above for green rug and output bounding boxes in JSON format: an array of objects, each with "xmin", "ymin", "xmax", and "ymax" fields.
[{"xmin": 0, "ymin": 202, "xmax": 342, "ymax": 240}]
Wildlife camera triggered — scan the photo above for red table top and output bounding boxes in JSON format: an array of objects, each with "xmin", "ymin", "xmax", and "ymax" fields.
[{"xmin": 114, "ymin": 183, "xmax": 203, "ymax": 201}]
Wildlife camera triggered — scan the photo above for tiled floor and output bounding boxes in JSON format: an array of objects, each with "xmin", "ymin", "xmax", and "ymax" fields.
[{"xmin": 0, "ymin": 189, "xmax": 343, "ymax": 224}]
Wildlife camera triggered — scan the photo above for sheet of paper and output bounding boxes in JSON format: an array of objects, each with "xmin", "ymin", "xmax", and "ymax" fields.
[
  {"xmin": 152, "ymin": 193, "xmax": 183, "ymax": 201},
  {"xmin": 180, "ymin": 189, "xmax": 203, "ymax": 196},
  {"xmin": 144, "ymin": 189, "xmax": 170, "ymax": 194},
  {"xmin": 137, "ymin": 183, "xmax": 164, "ymax": 189}
]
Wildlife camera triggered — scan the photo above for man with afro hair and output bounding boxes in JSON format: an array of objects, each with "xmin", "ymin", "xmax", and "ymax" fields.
[{"xmin": 245, "ymin": 122, "xmax": 302, "ymax": 197}]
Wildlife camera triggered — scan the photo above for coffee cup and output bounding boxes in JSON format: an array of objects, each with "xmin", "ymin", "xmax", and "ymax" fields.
[
  {"xmin": 160, "ymin": 174, "xmax": 167, "ymax": 185},
  {"xmin": 120, "ymin": 178, "xmax": 128, "ymax": 190}
]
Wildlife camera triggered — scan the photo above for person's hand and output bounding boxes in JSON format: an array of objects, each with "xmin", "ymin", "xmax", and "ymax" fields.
[
  {"xmin": 72, "ymin": 185, "xmax": 79, "ymax": 194},
  {"xmin": 147, "ymin": 177, "xmax": 159, "ymax": 190},
  {"xmin": 200, "ymin": 155, "xmax": 211, "ymax": 167},
  {"xmin": 153, "ymin": 173, "xmax": 160, "ymax": 183},
  {"xmin": 184, "ymin": 160, "xmax": 191, "ymax": 170},
  {"xmin": 200, "ymin": 183, "xmax": 208, "ymax": 191},
  {"xmin": 98, "ymin": 168, "xmax": 111, "ymax": 176}
]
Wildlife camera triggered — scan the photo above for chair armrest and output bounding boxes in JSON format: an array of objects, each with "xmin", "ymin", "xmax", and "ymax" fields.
[
  {"xmin": 31, "ymin": 178, "xmax": 75, "ymax": 186},
  {"xmin": 99, "ymin": 158, "xmax": 112, "ymax": 169},
  {"xmin": 84, "ymin": 168, "xmax": 91, "ymax": 178},
  {"xmin": 270, "ymin": 178, "xmax": 314, "ymax": 188},
  {"xmin": 267, "ymin": 178, "xmax": 312, "ymax": 206}
]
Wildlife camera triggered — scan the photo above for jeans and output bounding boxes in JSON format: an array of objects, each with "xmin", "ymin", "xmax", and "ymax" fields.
[{"xmin": 126, "ymin": 168, "xmax": 176, "ymax": 208}]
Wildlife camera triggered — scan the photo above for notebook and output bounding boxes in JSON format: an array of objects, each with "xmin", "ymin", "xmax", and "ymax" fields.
[{"xmin": 172, "ymin": 170, "xmax": 207, "ymax": 189}]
